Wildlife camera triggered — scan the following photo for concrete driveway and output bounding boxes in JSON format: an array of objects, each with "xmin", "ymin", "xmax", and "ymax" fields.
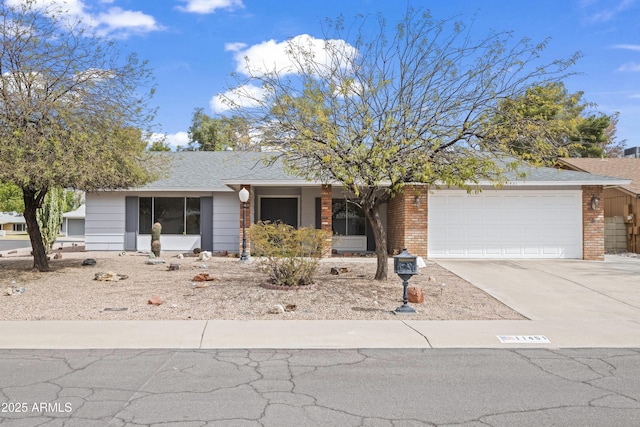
[{"xmin": 435, "ymin": 255, "xmax": 640, "ymax": 321}]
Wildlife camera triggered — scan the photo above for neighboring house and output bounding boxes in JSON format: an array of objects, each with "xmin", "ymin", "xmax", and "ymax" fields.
[
  {"xmin": 558, "ymin": 158, "xmax": 640, "ymax": 253},
  {"xmin": 62, "ymin": 205, "xmax": 86, "ymax": 237},
  {"xmin": 0, "ymin": 212, "xmax": 26, "ymax": 235},
  {"xmin": 84, "ymin": 151, "xmax": 628, "ymax": 260}
]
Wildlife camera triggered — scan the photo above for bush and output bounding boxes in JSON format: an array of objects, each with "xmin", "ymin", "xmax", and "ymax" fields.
[{"xmin": 250, "ymin": 222, "xmax": 328, "ymax": 286}]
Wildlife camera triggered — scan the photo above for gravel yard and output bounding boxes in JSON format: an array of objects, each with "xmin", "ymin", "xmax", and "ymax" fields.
[{"xmin": 0, "ymin": 247, "xmax": 525, "ymax": 321}]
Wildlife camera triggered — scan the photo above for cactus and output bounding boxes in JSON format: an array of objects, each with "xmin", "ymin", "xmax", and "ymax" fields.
[
  {"xmin": 151, "ymin": 222, "xmax": 162, "ymax": 257},
  {"xmin": 36, "ymin": 187, "xmax": 64, "ymax": 254}
]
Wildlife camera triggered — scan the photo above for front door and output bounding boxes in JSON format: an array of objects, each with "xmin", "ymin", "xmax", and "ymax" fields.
[{"xmin": 260, "ymin": 198, "xmax": 298, "ymax": 227}]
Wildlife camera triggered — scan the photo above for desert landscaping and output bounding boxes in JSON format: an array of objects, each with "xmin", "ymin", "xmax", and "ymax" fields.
[{"xmin": 0, "ymin": 246, "xmax": 525, "ymax": 321}]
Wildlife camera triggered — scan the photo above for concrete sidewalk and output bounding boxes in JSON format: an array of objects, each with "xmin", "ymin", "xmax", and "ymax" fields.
[{"xmin": 2, "ymin": 319, "xmax": 640, "ymax": 349}]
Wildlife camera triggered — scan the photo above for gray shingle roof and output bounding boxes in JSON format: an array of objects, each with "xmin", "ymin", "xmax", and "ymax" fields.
[
  {"xmin": 500, "ymin": 163, "xmax": 629, "ymax": 185},
  {"xmin": 132, "ymin": 151, "xmax": 629, "ymax": 191},
  {"xmin": 136, "ymin": 151, "xmax": 303, "ymax": 191}
]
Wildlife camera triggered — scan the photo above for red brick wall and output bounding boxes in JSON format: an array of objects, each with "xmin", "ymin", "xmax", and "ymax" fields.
[
  {"xmin": 386, "ymin": 185, "xmax": 428, "ymax": 257},
  {"xmin": 583, "ymin": 185, "xmax": 604, "ymax": 261},
  {"xmin": 320, "ymin": 184, "xmax": 332, "ymax": 256},
  {"xmin": 239, "ymin": 185, "xmax": 251, "ymax": 256}
]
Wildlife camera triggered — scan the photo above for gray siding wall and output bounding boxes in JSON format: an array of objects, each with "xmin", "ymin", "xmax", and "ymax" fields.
[
  {"xmin": 212, "ymin": 192, "xmax": 240, "ymax": 252},
  {"xmin": 300, "ymin": 187, "xmax": 319, "ymax": 227},
  {"xmin": 85, "ymin": 192, "xmax": 126, "ymax": 250}
]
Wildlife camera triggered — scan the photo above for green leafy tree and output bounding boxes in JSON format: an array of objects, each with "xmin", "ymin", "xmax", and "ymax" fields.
[
  {"xmin": 0, "ymin": 183, "xmax": 24, "ymax": 213},
  {"xmin": 491, "ymin": 82, "xmax": 623, "ymax": 159},
  {"xmin": 147, "ymin": 139, "xmax": 173, "ymax": 152},
  {"xmin": 0, "ymin": 1, "xmax": 161, "ymax": 271},
  {"xmin": 222, "ymin": 8, "xmax": 578, "ymax": 279},
  {"xmin": 186, "ymin": 108, "xmax": 253, "ymax": 151}
]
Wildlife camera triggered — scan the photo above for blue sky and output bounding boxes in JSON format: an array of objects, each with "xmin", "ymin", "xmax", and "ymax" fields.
[{"xmin": 25, "ymin": 0, "xmax": 640, "ymax": 150}]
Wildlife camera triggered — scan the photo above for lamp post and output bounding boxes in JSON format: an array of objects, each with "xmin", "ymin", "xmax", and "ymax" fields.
[
  {"xmin": 239, "ymin": 187, "xmax": 250, "ymax": 261},
  {"xmin": 393, "ymin": 248, "xmax": 418, "ymax": 314}
]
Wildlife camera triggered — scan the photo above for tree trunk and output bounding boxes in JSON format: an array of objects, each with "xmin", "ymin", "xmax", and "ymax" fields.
[
  {"xmin": 364, "ymin": 201, "xmax": 388, "ymax": 280},
  {"xmin": 23, "ymin": 188, "xmax": 49, "ymax": 272}
]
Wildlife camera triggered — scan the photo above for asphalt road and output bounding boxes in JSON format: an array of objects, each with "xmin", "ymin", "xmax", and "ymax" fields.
[
  {"xmin": 1, "ymin": 348, "xmax": 639, "ymax": 426},
  {"xmin": 0, "ymin": 240, "xmax": 31, "ymax": 252}
]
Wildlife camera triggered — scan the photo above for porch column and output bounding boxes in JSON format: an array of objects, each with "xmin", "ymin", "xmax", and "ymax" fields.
[
  {"xmin": 239, "ymin": 185, "xmax": 251, "ymax": 256},
  {"xmin": 387, "ymin": 185, "xmax": 428, "ymax": 258},
  {"xmin": 583, "ymin": 185, "xmax": 604, "ymax": 261},
  {"xmin": 321, "ymin": 184, "xmax": 333, "ymax": 257}
]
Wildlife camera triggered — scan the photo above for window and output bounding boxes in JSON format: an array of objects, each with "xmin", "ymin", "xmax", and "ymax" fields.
[
  {"xmin": 139, "ymin": 197, "xmax": 200, "ymax": 235},
  {"xmin": 332, "ymin": 199, "xmax": 366, "ymax": 236},
  {"xmin": 12, "ymin": 224, "xmax": 26, "ymax": 232}
]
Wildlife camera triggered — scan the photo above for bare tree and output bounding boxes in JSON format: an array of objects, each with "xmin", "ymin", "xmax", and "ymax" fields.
[{"xmin": 222, "ymin": 8, "xmax": 578, "ymax": 279}]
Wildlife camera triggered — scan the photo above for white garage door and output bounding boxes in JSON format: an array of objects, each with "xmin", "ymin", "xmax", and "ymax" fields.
[{"xmin": 428, "ymin": 190, "xmax": 582, "ymax": 258}]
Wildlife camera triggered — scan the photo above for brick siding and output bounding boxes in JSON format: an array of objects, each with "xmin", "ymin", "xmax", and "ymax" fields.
[
  {"xmin": 582, "ymin": 185, "xmax": 604, "ymax": 261},
  {"xmin": 320, "ymin": 184, "xmax": 333, "ymax": 256},
  {"xmin": 386, "ymin": 185, "xmax": 428, "ymax": 257}
]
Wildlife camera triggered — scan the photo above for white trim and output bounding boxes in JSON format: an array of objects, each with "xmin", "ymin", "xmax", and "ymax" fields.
[{"xmin": 257, "ymin": 195, "xmax": 301, "ymax": 227}]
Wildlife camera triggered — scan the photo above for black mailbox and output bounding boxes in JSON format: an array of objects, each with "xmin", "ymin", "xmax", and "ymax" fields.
[
  {"xmin": 393, "ymin": 248, "xmax": 417, "ymax": 314},
  {"xmin": 394, "ymin": 248, "xmax": 417, "ymax": 277}
]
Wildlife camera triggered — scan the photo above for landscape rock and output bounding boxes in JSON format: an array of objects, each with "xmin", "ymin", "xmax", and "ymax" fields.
[
  {"xmin": 408, "ymin": 287, "xmax": 425, "ymax": 304},
  {"xmin": 330, "ymin": 267, "xmax": 350, "ymax": 275},
  {"xmin": 176, "ymin": 254, "xmax": 184, "ymax": 259},
  {"xmin": 268, "ymin": 304, "xmax": 285, "ymax": 314},
  {"xmin": 145, "ymin": 259, "xmax": 166, "ymax": 265},
  {"xmin": 428, "ymin": 276, "xmax": 436, "ymax": 282},
  {"xmin": 168, "ymin": 263, "xmax": 180, "ymax": 271},
  {"xmin": 81, "ymin": 258, "xmax": 97, "ymax": 266},
  {"xmin": 94, "ymin": 272, "xmax": 128, "ymax": 282},
  {"xmin": 285, "ymin": 304, "xmax": 297, "ymax": 312},
  {"xmin": 192, "ymin": 273, "xmax": 216, "ymax": 282},
  {"xmin": 148, "ymin": 296, "xmax": 163, "ymax": 306},
  {"xmin": 198, "ymin": 251, "xmax": 212, "ymax": 261},
  {"xmin": 416, "ymin": 256, "xmax": 426, "ymax": 268},
  {"xmin": 53, "ymin": 252, "xmax": 62, "ymax": 260}
]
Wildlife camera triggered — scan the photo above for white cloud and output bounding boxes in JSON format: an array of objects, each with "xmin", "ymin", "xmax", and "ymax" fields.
[
  {"xmin": 177, "ymin": 0, "xmax": 244, "ymax": 14},
  {"xmin": 95, "ymin": 7, "xmax": 161, "ymax": 37},
  {"xmin": 6, "ymin": 0, "xmax": 161, "ymax": 38},
  {"xmin": 617, "ymin": 62, "xmax": 640, "ymax": 72},
  {"xmin": 151, "ymin": 132, "xmax": 189, "ymax": 150},
  {"xmin": 584, "ymin": 0, "xmax": 636, "ymax": 23},
  {"xmin": 612, "ymin": 44, "xmax": 640, "ymax": 51},
  {"xmin": 229, "ymin": 34, "xmax": 358, "ymax": 78},
  {"xmin": 211, "ymin": 84, "xmax": 267, "ymax": 113}
]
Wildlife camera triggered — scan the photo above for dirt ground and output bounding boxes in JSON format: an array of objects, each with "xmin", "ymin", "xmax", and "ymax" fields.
[{"xmin": 0, "ymin": 247, "xmax": 526, "ymax": 321}]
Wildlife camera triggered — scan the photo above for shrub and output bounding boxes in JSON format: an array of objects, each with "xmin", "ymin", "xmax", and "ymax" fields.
[{"xmin": 250, "ymin": 221, "xmax": 328, "ymax": 286}]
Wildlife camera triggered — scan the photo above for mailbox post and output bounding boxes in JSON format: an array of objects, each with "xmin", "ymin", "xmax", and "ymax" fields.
[{"xmin": 393, "ymin": 248, "xmax": 417, "ymax": 314}]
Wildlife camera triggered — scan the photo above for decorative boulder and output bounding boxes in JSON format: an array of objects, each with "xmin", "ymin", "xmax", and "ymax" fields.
[{"xmin": 408, "ymin": 287, "xmax": 425, "ymax": 304}]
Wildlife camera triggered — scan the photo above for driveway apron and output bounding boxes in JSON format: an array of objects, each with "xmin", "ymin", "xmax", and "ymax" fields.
[{"xmin": 435, "ymin": 257, "xmax": 640, "ymax": 321}]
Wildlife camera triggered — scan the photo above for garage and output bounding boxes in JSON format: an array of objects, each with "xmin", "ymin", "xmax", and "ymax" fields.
[{"xmin": 428, "ymin": 189, "xmax": 582, "ymax": 258}]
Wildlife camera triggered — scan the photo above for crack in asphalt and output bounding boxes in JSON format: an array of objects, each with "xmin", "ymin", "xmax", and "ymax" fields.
[{"xmin": 1, "ymin": 349, "xmax": 640, "ymax": 426}]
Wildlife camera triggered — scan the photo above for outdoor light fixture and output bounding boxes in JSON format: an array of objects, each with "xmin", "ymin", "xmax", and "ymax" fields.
[
  {"xmin": 413, "ymin": 195, "xmax": 423, "ymax": 208},
  {"xmin": 393, "ymin": 248, "xmax": 418, "ymax": 314},
  {"xmin": 590, "ymin": 195, "xmax": 600, "ymax": 211},
  {"xmin": 238, "ymin": 187, "xmax": 250, "ymax": 261}
]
